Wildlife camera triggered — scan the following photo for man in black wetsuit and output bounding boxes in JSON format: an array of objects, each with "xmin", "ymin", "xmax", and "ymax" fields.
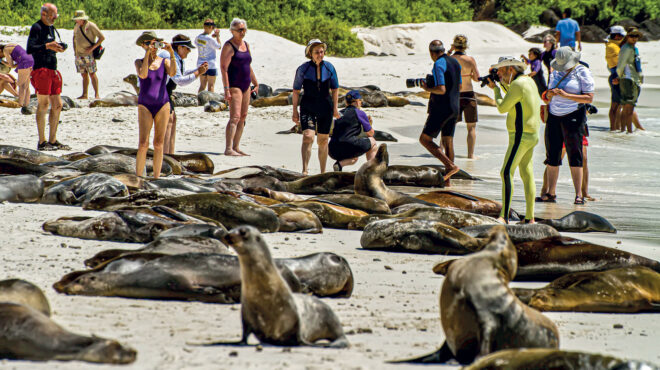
[
  {"xmin": 26, "ymin": 3, "xmax": 70, "ymax": 151},
  {"xmin": 329, "ymin": 90, "xmax": 377, "ymax": 171},
  {"xmin": 419, "ymin": 40, "xmax": 461, "ymax": 184}
]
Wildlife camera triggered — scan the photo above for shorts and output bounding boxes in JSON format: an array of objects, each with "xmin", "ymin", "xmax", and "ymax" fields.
[
  {"xmin": 620, "ymin": 79, "xmax": 640, "ymax": 106},
  {"xmin": 545, "ymin": 108, "xmax": 586, "ymax": 167},
  {"xmin": 329, "ymin": 138, "xmax": 372, "ymax": 161},
  {"xmin": 608, "ymin": 74, "xmax": 621, "ymax": 104},
  {"xmin": 300, "ymin": 110, "xmax": 332, "ymax": 135},
  {"xmin": 423, "ymin": 110, "xmax": 457, "ymax": 138},
  {"xmin": 75, "ymin": 55, "xmax": 97, "ymax": 74},
  {"xmin": 202, "ymin": 69, "xmax": 218, "ymax": 77},
  {"xmin": 30, "ymin": 68, "xmax": 62, "ymax": 96},
  {"xmin": 457, "ymin": 91, "xmax": 478, "ymax": 123}
]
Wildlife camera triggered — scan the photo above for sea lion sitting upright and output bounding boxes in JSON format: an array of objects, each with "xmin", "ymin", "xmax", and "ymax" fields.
[
  {"xmin": 211, "ymin": 226, "xmax": 348, "ymax": 347},
  {"xmin": 396, "ymin": 226, "xmax": 558, "ymax": 364},
  {"xmin": 355, "ymin": 144, "xmax": 435, "ymax": 208}
]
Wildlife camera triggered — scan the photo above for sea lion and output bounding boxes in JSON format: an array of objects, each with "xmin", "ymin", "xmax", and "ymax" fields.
[
  {"xmin": 60, "ymin": 152, "xmax": 91, "ymax": 162},
  {"xmin": 415, "ymin": 190, "xmax": 510, "ymax": 218},
  {"xmin": 462, "ymin": 348, "xmax": 658, "ymax": 370},
  {"xmin": 0, "ymin": 302, "xmax": 136, "ymax": 364},
  {"xmin": 170, "ymin": 91, "xmax": 198, "ymax": 107},
  {"xmin": 268, "ymin": 204, "xmax": 323, "ymax": 233},
  {"xmin": 244, "ymin": 187, "xmax": 305, "ymax": 202},
  {"xmin": 538, "ymin": 211, "xmax": 617, "ymax": 233},
  {"xmin": 460, "ymin": 224, "xmax": 560, "ymax": 244},
  {"xmin": 89, "ymin": 91, "xmax": 137, "ymax": 107},
  {"xmin": 289, "ymin": 200, "xmax": 368, "ymax": 229},
  {"xmin": 144, "ymin": 178, "xmax": 216, "ymax": 193},
  {"xmin": 83, "ymin": 188, "xmax": 196, "ymax": 211},
  {"xmin": 156, "ymin": 193, "xmax": 279, "ymax": 232},
  {"xmin": 371, "ymin": 130, "xmax": 398, "ymax": 142},
  {"xmin": 0, "ymin": 174, "xmax": 44, "ymax": 203},
  {"xmin": 250, "ymin": 92, "xmax": 290, "ymax": 107},
  {"xmin": 310, "ymin": 194, "xmax": 391, "ymax": 215},
  {"xmin": 55, "ymin": 250, "xmax": 354, "ymax": 302},
  {"xmin": 513, "ymin": 266, "xmax": 660, "ymax": 313},
  {"xmin": 348, "ymin": 205, "xmax": 498, "ymax": 230},
  {"xmin": 212, "ymin": 165, "xmax": 304, "ymax": 182},
  {"xmin": 433, "ymin": 236, "xmax": 660, "ymax": 281},
  {"xmin": 396, "ymin": 226, "xmax": 559, "ymax": 364},
  {"xmin": 282, "ymin": 172, "xmax": 356, "ymax": 195},
  {"xmin": 198, "ymin": 90, "xmax": 224, "ymax": 105},
  {"xmin": 385, "ymin": 95, "xmax": 409, "ymax": 107},
  {"xmin": 0, "ymin": 279, "xmax": 50, "ymax": 316},
  {"xmin": 0, "ymin": 144, "xmax": 59, "ymax": 164},
  {"xmin": 361, "ymin": 217, "xmax": 483, "ymax": 255},
  {"xmin": 354, "ymin": 144, "xmax": 435, "ymax": 208},
  {"xmin": 41, "ymin": 173, "xmax": 129, "ymax": 207},
  {"xmin": 112, "ymin": 173, "xmax": 146, "ymax": 191},
  {"xmin": 207, "ymin": 226, "xmax": 349, "ymax": 347},
  {"xmin": 63, "ymin": 153, "xmax": 172, "ymax": 176},
  {"xmin": 385, "ymin": 164, "xmax": 478, "ymax": 184},
  {"xmin": 0, "ymin": 158, "xmax": 54, "ymax": 176},
  {"xmin": 167, "ymin": 153, "xmax": 215, "ymax": 174}
]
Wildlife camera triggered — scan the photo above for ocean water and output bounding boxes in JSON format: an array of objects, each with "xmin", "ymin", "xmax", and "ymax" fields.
[{"xmin": 387, "ymin": 84, "xmax": 660, "ymax": 244}]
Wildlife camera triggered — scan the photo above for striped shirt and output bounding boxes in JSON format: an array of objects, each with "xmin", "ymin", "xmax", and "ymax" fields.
[{"xmin": 548, "ymin": 64, "xmax": 594, "ymax": 116}]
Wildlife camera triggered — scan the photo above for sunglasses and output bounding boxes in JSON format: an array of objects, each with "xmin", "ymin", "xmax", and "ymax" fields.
[
  {"xmin": 204, "ymin": 22, "xmax": 215, "ymax": 26},
  {"xmin": 233, "ymin": 28, "xmax": 246, "ymax": 32},
  {"xmin": 629, "ymin": 34, "xmax": 640, "ymax": 38}
]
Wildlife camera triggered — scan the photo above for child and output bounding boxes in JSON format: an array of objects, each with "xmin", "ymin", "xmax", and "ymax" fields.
[{"xmin": 522, "ymin": 48, "xmax": 547, "ymax": 96}]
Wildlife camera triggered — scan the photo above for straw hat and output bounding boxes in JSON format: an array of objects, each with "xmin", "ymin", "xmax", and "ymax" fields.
[
  {"xmin": 305, "ymin": 39, "xmax": 327, "ymax": 59},
  {"xmin": 71, "ymin": 10, "xmax": 89, "ymax": 21},
  {"xmin": 490, "ymin": 56, "xmax": 527, "ymax": 70},
  {"xmin": 135, "ymin": 31, "xmax": 163, "ymax": 47},
  {"xmin": 626, "ymin": 27, "xmax": 643, "ymax": 37},
  {"xmin": 550, "ymin": 46, "xmax": 581, "ymax": 71}
]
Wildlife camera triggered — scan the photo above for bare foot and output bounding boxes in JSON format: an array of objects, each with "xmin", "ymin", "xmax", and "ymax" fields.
[
  {"xmin": 234, "ymin": 148, "xmax": 249, "ymax": 156},
  {"xmin": 518, "ymin": 219, "xmax": 535, "ymax": 224},
  {"xmin": 302, "ymin": 171, "xmax": 309, "ymax": 176},
  {"xmin": 224, "ymin": 149, "xmax": 241, "ymax": 156},
  {"xmin": 443, "ymin": 165, "xmax": 460, "ymax": 183},
  {"xmin": 496, "ymin": 217, "xmax": 508, "ymax": 224},
  {"xmin": 94, "ymin": 95, "xmax": 100, "ymax": 99},
  {"xmin": 77, "ymin": 95, "xmax": 88, "ymax": 100},
  {"xmin": 584, "ymin": 195, "xmax": 596, "ymax": 201}
]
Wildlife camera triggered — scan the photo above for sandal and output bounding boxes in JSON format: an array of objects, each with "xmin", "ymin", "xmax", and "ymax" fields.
[
  {"xmin": 534, "ymin": 193, "xmax": 556, "ymax": 203},
  {"xmin": 574, "ymin": 196, "xmax": 585, "ymax": 205}
]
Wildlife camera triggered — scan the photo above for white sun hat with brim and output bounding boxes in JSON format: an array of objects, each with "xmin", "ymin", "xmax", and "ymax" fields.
[
  {"xmin": 550, "ymin": 46, "xmax": 581, "ymax": 72},
  {"xmin": 605, "ymin": 25, "xmax": 626, "ymax": 41},
  {"xmin": 305, "ymin": 39, "xmax": 327, "ymax": 59},
  {"xmin": 490, "ymin": 56, "xmax": 527, "ymax": 70}
]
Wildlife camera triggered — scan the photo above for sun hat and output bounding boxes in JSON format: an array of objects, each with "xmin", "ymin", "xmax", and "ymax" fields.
[
  {"xmin": 71, "ymin": 10, "xmax": 89, "ymax": 21},
  {"xmin": 135, "ymin": 31, "xmax": 163, "ymax": 47},
  {"xmin": 550, "ymin": 46, "xmax": 581, "ymax": 71},
  {"xmin": 172, "ymin": 35, "xmax": 195, "ymax": 49},
  {"xmin": 305, "ymin": 39, "xmax": 327, "ymax": 59},
  {"xmin": 345, "ymin": 90, "xmax": 362, "ymax": 103},
  {"xmin": 626, "ymin": 27, "xmax": 643, "ymax": 37},
  {"xmin": 610, "ymin": 25, "xmax": 626, "ymax": 37},
  {"xmin": 490, "ymin": 56, "xmax": 527, "ymax": 70}
]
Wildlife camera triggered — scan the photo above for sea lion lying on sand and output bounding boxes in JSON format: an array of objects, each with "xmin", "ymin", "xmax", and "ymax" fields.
[
  {"xmin": 310, "ymin": 194, "xmax": 391, "ymax": 215},
  {"xmin": 416, "ymin": 190, "xmax": 512, "ymax": 219},
  {"xmin": 348, "ymin": 205, "xmax": 498, "ymax": 230},
  {"xmin": 0, "ymin": 279, "xmax": 50, "ymax": 316},
  {"xmin": 460, "ymin": 224, "xmax": 560, "ymax": 244},
  {"xmin": 0, "ymin": 144, "xmax": 59, "ymax": 164},
  {"xmin": 41, "ymin": 173, "xmax": 129, "ymax": 207},
  {"xmin": 268, "ymin": 204, "xmax": 323, "ymax": 233},
  {"xmin": 288, "ymin": 200, "xmax": 367, "ymax": 229},
  {"xmin": 0, "ymin": 174, "xmax": 44, "ymax": 203},
  {"xmin": 537, "ymin": 211, "xmax": 616, "ymax": 233}
]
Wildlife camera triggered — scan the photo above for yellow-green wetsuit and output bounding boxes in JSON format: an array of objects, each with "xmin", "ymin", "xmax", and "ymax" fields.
[{"xmin": 493, "ymin": 74, "xmax": 541, "ymax": 221}]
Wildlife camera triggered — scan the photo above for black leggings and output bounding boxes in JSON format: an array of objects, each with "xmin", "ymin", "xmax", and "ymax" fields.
[{"xmin": 545, "ymin": 108, "xmax": 586, "ymax": 167}]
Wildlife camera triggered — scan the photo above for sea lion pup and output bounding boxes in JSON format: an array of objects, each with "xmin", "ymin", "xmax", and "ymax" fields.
[
  {"xmin": 348, "ymin": 205, "xmax": 498, "ymax": 230},
  {"xmin": 288, "ymin": 200, "xmax": 367, "ymax": 229},
  {"xmin": 433, "ymin": 236, "xmax": 660, "ymax": 281},
  {"xmin": 395, "ymin": 226, "xmax": 558, "ymax": 364},
  {"xmin": 460, "ymin": 224, "xmax": 560, "ymax": 244},
  {"xmin": 354, "ymin": 144, "xmax": 436, "ymax": 208},
  {"xmin": 537, "ymin": 210, "xmax": 617, "ymax": 233},
  {"xmin": 209, "ymin": 226, "xmax": 349, "ymax": 347},
  {"xmin": 0, "ymin": 302, "xmax": 137, "ymax": 364},
  {"xmin": 361, "ymin": 218, "xmax": 483, "ymax": 255},
  {"xmin": 0, "ymin": 279, "xmax": 50, "ymax": 316},
  {"xmin": 462, "ymin": 348, "xmax": 659, "ymax": 370},
  {"xmin": 513, "ymin": 266, "xmax": 660, "ymax": 313},
  {"xmin": 268, "ymin": 204, "xmax": 323, "ymax": 233},
  {"xmin": 0, "ymin": 174, "xmax": 44, "ymax": 203}
]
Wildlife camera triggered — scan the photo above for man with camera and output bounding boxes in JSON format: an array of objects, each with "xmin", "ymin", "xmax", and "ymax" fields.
[
  {"xmin": 419, "ymin": 40, "xmax": 461, "ymax": 184},
  {"xmin": 72, "ymin": 10, "xmax": 104, "ymax": 100},
  {"xmin": 486, "ymin": 57, "xmax": 541, "ymax": 224},
  {"xmin": 27, "ymin": 3, "xmax": 70, "ymax": 151}
]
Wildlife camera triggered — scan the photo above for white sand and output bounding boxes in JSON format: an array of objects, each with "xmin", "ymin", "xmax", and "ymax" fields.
[{"xmin": 1, "ymin": 22, "xmax": 660, "ymax": 369}]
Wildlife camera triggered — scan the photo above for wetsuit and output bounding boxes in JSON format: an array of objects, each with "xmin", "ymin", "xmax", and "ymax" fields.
[
  {"xmin": 138, "ymin": 60, "xmax": 170, "ymax": 117},
  {"xmin": 329, "ymin": 106, "xmax": 373, "ymax": 160},
  {"xmin": 493, "ymin": 74, "xmax": 541, "ymax": 222},
  {"xmin": 226, "ymin": 41, "xmax": 252, "ymax": 92},
  {"xmin": 293, "ymin": 60, "xmax": 338, "ymax": 134},
  {"xmin": 423, "ymin": 54, "xmax": 461, "ymax": 138}
]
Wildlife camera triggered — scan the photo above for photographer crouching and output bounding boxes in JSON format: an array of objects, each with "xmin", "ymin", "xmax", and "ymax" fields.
[
  {"xmin": 418, "ymin": 40, "xmax": 461, "ymax": 185},
  {"xmin": 486, "ymin": 57, "xmax": 541, "ymax": 224}
]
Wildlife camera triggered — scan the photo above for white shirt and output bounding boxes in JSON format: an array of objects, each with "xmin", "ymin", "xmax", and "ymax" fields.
[
  {"xmin": 548, "ymin": 64, "xmax": 594, "ymax": 116},
  {"xmin": 194, "ymin": 33, "xmax": 221, "ymax": 69}
]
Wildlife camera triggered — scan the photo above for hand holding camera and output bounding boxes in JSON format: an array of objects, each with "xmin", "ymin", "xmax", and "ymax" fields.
[
  {"xmin": 478, "ymin": 68, "xmax": 500, "ymax": 88},
  {"xmin": 197, "ymin": 62, "xmax": 209, "ymax": 75},
  {"xmin": 46, "ymin": 40, "xmax": 65, "ymax": 52}
]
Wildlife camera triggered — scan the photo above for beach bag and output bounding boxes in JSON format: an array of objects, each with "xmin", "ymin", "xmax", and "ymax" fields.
[
  {"xmin": 541, "ymin": 69, "xmax": 573, "ymax": 123},
  {"xmin": 80, "ymin": 25, "xmax": 105, "ymax": 60}
]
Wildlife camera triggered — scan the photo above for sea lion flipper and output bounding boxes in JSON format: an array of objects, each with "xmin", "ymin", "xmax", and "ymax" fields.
[
  {"xmin": 512, "ymin": 288, "xmax": 537, "ymax": 304},
  {"xmin": 388, "ymin": 342, "xmax": 455, "ymax": 364},
  {"xmin": 432, "ymin": 260, "xmax": 455, "ymax": 275}
]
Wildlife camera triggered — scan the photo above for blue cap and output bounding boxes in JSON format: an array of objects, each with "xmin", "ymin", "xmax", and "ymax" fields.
[{"xmin": 345, "ymin": 90, "xmax": 362, "ymax": 103}]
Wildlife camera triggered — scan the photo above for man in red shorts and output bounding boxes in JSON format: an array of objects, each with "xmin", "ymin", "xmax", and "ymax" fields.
[{"xmin": 26, "ymin": 3, "xmax": 70, "ymax": 151}]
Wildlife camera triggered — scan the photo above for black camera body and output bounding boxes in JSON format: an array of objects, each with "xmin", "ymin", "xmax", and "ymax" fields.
[
  {"xmin": 250, "ymin": 85, "xmax": 258, "ymax": 100},
  {"xmin": 406, "ymin": 74, "xmax": 435, "ymax": 89},
  {"xmin": 58, "ymin": 42, "xmax": 68, "ymax": 50},
  {"xmin": 478, "ymin": 68, "xmax": 499, "ymax": 87},
  {"xmin": 585, "ymin": 104, "xmax": 598, "ymax": 115}
]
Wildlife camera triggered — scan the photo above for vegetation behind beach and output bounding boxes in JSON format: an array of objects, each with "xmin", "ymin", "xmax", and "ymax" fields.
[{"xmin": 1, "ymin": 0, "xmax": 657, "ymax": 57}]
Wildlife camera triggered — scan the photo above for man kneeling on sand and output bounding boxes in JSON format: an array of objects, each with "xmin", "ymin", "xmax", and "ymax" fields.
[{"xmin": 328, "ymin": 90, "xmax": 377, "ymax": 171}]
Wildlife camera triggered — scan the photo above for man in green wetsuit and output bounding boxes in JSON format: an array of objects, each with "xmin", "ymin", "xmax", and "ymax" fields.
[{"xmin": 486, "ymin": 57, "xmax": 541, "ymax": 224}]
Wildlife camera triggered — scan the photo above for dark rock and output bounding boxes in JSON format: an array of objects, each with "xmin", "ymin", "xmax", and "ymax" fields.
[
  {"xmin": 580, "ymin": 25, "xmax": 608, "ymax": 43},
  {"xmin": 367, "ymin": 51, "xmax": 378, "ymax": 56},
  {"xmin": 472, "ymin": 0, "xmax": 496, "ymax": 21},
  {"xmin": 615, "ymin": 19, "xmax": 640, "ymax": 29},
  {"xmin": 378, "ymin": 52, "xmax": 388, "ymax": 57},
  {"xmin": 640, "ymin": 19, "xmax": 660, "ymax": 40},
  {"xmin": 508, "ymin": 22, "xmax": 530, "ymax": 36},
  {"xmin": 525, "ymin": 29, "xmax": 555, "ymax": 43},
  {"xmin": 539, "ymin": 9, "xmax": 560, "ymax": 27},
  {"xmin": 257, "ymin": 84, "xmax": 272, "ymax": 98}
]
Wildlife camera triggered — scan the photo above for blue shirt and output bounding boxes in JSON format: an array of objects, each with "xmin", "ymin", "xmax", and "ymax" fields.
[
  {"xmin": 293, "ymin": 60, "xmax": 339, "ymax": 90},
  {"xmin": 556, "ymin": 18, "xmax": 580, "ymax": 48}
]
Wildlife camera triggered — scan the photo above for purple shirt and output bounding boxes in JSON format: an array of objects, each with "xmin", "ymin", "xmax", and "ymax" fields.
[
  {"xmin": 530, "ymin": 58, "xmax": 542, "ymax": 73},
  {"xmin": 356, "ymin": 109, "xmax": 372, "ymax": 132}
]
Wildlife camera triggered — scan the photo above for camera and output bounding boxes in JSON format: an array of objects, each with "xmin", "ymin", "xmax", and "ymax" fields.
[
  {"xmin": 58, "ymin": 42, "xmax": 68, "ymax": 50},
  {"xmin": 250, "ymin": 85, "xmax": 258, "ymax": 100},
  {"xmin": 478, "ymin": 68, "xmax": 499, "ymax": 87},
  {"xmin": 585, "ymin": 104, "xmax": 598, "ymax": 115},
  {"xmin": 406, "ymin": 74, "xmax": 435, "ymax": 89},
  {"xmin": 153, "ymin": 41, "xmax": 164, "ymax": 49}
]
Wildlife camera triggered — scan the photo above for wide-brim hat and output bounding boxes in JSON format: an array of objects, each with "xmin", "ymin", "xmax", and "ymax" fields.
[
  {"xmin": 627, "ymin": 27, "xmax": 643, "ymax": 37},
  {"xmin": 135, "ymin": 31, "xmax": 163, "ymax": 47},
  {"xmin": 490, "ymin": 56, "xmax": 527, "ymax": 70},
  {"xmin": 72, "ymin": 10, "xmax": 89, "ymax": 21},
  {"xmin": 550, "ymin": 46, "xmax": 581, "ymax": 71},
  {"xmin": 172, "ymin": 39, "xmax": 195, "ymax": 49},
  {"xmin": 605, "ymin": 25, "xmax": 626, "ymax": 42},
  {"xmin": 305, "ymin": 39, "xmax": 327, "ymax": 59}
]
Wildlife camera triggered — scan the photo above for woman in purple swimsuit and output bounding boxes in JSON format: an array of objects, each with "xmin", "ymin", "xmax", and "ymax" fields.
[
  {"xmin": 134, "ymin": 31, "xmax": 176, "ymax": 179},
  {"xmin": 0, "ymin": 43, "xmax": 34, "ymax": 108},
  {"xmin": 220, "ymin": 18, "xmax": 258, "ymax": 156}
]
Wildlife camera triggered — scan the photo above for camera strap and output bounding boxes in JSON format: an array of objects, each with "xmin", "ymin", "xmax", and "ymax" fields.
[
  {"xmin": 53, "ymin": 26, "xmax": 63, "ymax": 44},
  {"xmin": 78, "ymin": 25, "xmax": 96, "ymax": 47}
]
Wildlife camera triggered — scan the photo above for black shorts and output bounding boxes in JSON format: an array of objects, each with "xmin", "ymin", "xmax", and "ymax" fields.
[
  {"xmin": 329, "ymin": 138, "xmax": 372, "ymax": 161},
  {"xmin": 423, "ymin": 110, "xmax": 457, "ymax": 138},
  {"xmin": 300, "ymin": 110, "xmax": 333, "ymax": 135},
  {"xmin": 457, "ymin": 91, "xmax": 478, "ymax": 123},
  {"xmin": 202, "ymin": 69, "xmax": 218, "ymax": 77},
  {"xmin": 608, "ymin": 74, "xmax": 621, "ymax": 104},
  {"xmin": 545, "ymin": 107, "xmax": 586, "ymax": 167}
]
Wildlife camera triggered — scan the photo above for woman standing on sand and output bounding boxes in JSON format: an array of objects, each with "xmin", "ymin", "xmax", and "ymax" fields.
[
  {"xmin": 134, "ymin": 31, "xmax": 176, "ymax": 179},
  {"xmin": 292, "ymin": 39, "xmax": 340, "ymax": 175},
  {"xmin": 0, "ymin": 43, "xmax": 34, "ymax": 110},
  {"xmin": 220, "ymin": 18, "xmax": 258, "ymax": 156},
  {"xmin": 195, "ymin": 18, "xmax": 221, "ymax": 92},
  {"xmin": 540, "ymin": 35, "xmax": 557, "ymax": 84}
]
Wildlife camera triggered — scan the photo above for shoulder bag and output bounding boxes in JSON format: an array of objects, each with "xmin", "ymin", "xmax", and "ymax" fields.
[
  {"xmin": 79, "ymin": 25, "xmax": 105, "ymax": 60},
  {"xmin": 540, "ymin": 68, "xmax": 573, "ymax": 123}
]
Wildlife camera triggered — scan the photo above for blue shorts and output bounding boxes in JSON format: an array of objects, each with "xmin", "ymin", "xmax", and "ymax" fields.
[
  {"xmin": 203, "ymin": 69, "xmax": 218, "ymax": 77},
  {"xmin": 608, "ymin": 74, "xmax": 621, "ymax": 104}
]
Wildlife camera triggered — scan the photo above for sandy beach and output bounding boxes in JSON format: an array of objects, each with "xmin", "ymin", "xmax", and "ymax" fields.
[{"xmin": 1, "ymin": 21, "xmax": 660, "ymax": 369}]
